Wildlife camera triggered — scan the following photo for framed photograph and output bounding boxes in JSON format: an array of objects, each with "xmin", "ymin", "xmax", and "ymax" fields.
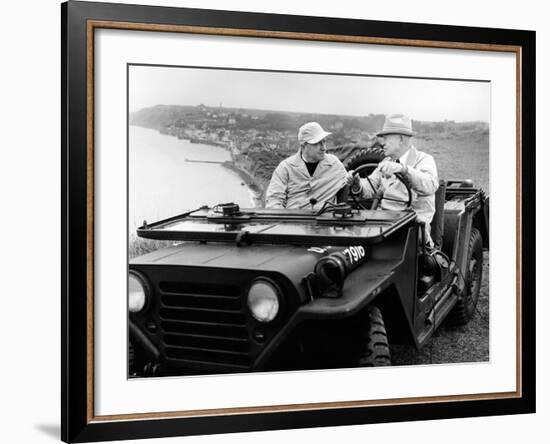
[{"xmin": 62, "ymin": 1, "xmax": 535, "ymax": 442}]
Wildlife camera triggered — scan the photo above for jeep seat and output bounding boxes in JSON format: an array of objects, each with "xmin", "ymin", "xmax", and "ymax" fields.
[{"xmin": 430, "ymin": 179, "xmax": 446, "ymax": 249}]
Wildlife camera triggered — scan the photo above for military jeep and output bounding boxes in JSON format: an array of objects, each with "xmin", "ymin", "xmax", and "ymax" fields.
[{"xmin": 128, "ymin": 149, "xmax": 489, "ymax": 376}]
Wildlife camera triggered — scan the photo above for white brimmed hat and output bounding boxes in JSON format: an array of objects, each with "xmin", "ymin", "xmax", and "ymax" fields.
[
  {"xmin": 376, "ymin": 114, "xmax": 415, "ymax": 137},
  {"xmin": 298, "ymin": 122, "xmax": 332, "ymax": 144}
]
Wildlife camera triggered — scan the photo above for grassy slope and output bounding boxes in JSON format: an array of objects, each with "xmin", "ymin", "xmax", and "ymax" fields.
[{"xmin": 415, "ymin": 130, "xmax": 489, "ymax": 192}]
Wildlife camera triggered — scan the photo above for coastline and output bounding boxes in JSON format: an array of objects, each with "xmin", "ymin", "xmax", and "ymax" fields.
[
  {"xmin": 221, "ymin": 161, "xmax": 264, "ymax": 207},
  {"xmin": 145, "ymin": 125, "xmax": 265, "ymax": 208}
]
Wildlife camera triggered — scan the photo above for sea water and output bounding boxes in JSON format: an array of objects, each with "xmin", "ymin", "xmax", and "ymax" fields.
[{"xmin": 129, "ymin": 125, "xmax": 253, "ymax": 233}]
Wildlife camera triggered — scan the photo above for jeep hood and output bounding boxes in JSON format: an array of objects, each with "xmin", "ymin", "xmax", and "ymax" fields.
[{"xmin": 131, "ymin": 242, "xmax": 332, "ymax": 280}]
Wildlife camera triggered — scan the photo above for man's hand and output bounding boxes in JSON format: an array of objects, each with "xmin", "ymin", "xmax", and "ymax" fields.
[
  {"xmin": 345, "ymin": 170, "xmax": 362, "ymax": 194},
  {"xmin": 345, "ymin": 171, "xmax": 361, "ymax": 187},
  {"xmin": 345, "ymin": 171, "xmax": 355, "ymax": 186},
  {"xmin": 378, "ymin": 160, "xmax": 405, "ymax": 178}
]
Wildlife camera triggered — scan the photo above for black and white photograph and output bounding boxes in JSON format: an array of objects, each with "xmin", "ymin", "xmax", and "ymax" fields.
[
  {"xmin": 54, "ymin": 0, "xmax": 536, "ymax": 442},
  {"xmin": 127, "ymin": 65, "xmax": 490, "ymax": 378}
]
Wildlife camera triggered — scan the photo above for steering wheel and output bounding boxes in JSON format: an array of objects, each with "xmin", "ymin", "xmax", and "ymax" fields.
[{"xmin": 351, "ymin": 163, "xmax": 413, "ymax": 210}]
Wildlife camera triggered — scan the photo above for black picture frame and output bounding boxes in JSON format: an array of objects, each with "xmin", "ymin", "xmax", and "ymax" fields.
[{"xmin": 61, "ymin": 1, "xmax": 536, "ymax": 442}]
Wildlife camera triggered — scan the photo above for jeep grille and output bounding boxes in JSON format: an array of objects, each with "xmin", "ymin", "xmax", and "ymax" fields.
[{"xmin": 158, "ymin": 281, "xmax": 252, "ymax": 369}]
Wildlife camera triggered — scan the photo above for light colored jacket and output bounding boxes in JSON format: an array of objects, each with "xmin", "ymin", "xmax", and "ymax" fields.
[
  {"xmin": 357, "ymin": 146, "xmax": 439, "ymax": 242},
  {"xmin": 265, "ymin": 151, "xmax": 348, "ymax": 210}
]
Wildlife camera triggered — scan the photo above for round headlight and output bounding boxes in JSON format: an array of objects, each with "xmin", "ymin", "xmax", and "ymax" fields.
[
  {"xmin": 128, "ymin": 272, "xmax": 148, "ymax": 313},
  {"xmin": 247, "ymin": 279, "xmax": 280, "ymax": 322}
]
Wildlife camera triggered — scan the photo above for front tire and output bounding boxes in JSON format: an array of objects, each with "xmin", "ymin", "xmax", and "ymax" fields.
[
  {"xmin": 129, "ymin": 341, "xmax": 137, "ymax": 377},
  {"xmin": 358, "ymin": 305, "xmax": 391, "ymax": 366},
  {"xmin": 448, "ymin": 227, "xmax": 484, "ymax": 325}
]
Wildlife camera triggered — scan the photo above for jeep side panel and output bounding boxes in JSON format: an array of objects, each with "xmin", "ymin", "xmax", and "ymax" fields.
[{"xmin": 443, "ymin": 189, "xmax": 486, "ymax": 283}]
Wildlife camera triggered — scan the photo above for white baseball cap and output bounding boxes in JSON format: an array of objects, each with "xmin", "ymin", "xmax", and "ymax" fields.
[{"xmin": 298, "ymin": 122, "xmax": 332, "ymax": 144}]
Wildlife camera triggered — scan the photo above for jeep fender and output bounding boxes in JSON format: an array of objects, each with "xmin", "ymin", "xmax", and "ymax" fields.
[{"xmin": 254, "ymin": 225, "xmax": 419, "ymax": 367}]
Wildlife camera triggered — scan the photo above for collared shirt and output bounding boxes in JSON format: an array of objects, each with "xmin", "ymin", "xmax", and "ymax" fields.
[
  {"xmin": 357, "ymin": 146, "xmax": 439, "ymax": 243},
  {"xmin": 265, "ymin": 151, "xmax": 348, "ymax": 210}
]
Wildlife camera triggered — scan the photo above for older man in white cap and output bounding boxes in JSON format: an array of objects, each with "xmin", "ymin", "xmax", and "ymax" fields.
[
  {"xmin": 265, "ymin": 122, "xmax": 348, "ymax": 210},
  {"xmin": 347, "ymin": 114, "xmax": 439, "ymax": 245}
]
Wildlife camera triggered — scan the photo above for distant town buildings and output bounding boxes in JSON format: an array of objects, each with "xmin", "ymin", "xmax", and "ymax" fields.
[{"xmin": 157, "ymin": 107, "xmax": 299, "ymax": 157}]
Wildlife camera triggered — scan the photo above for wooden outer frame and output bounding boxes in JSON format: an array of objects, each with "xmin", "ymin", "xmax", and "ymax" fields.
[{"xmin": 62, "ymin": 1, "xmax": 536, "ymax": 442}]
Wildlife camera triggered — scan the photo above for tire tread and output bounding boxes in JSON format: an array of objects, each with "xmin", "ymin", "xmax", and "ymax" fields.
[{"xmin": 358, "ymin": 305, "xmax": 391, "ymax": 367}]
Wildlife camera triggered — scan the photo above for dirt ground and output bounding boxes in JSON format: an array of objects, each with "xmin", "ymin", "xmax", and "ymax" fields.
[{"xmin": 391, "ymin": 251, "xmax": 490, "ymax": 365}]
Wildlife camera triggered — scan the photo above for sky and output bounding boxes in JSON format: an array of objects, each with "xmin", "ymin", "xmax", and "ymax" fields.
[{"xmin": 129, "ymin": 65, "xmax": 490, "ymax": 122}]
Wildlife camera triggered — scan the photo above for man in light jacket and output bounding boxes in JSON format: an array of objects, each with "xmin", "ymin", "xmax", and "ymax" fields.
[
  {"xmin": 265, "ymin": 122, "xmax": 348, "ymax": 210},
  {"xmin": 347, "ymin": 114, "xmax": 439, "ymax": 245}
]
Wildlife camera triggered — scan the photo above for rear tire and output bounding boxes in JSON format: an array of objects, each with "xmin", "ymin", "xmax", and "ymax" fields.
[
  {"xmin": 448, "ymin": 227, "xmax": 484, "ymax": 325},
  {"xmin": 358, "ymin": 305, "xmax": 391, "ymax": 366}
]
